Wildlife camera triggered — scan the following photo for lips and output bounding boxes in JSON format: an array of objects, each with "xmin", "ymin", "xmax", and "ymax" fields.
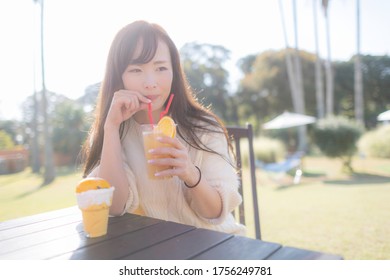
[{"xmin": 145, "ymin": 95, "xmax": 159, "ymax": 101}]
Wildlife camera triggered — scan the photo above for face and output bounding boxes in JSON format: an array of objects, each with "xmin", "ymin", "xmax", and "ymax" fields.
[{"xmin": 122, "ymin": 40, "xmax": 173, "ymax": 116}]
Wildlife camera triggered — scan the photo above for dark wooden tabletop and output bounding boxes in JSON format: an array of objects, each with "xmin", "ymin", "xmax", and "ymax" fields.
[{"xmin": 0, "ymin": 207, "xmax": 342, "ymax": 260}]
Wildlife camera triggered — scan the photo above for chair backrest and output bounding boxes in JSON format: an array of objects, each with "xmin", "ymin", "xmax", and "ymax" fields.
[{"xmin": 226, "ymin": 123, "xmax": 261, "ymax": 239}]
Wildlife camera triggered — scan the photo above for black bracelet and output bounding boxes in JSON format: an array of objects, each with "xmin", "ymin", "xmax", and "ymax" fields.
[{"xmin": 184, "ymin": 166, "xmax": 201, "ymax": 188}]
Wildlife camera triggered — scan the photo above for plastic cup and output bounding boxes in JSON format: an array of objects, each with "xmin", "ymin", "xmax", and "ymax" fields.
[
  {"xmin": 141, "ymin": 124, "xmax": 173, "ymax": 180},
  {"xmin": 81, "ymin": 206, "xmax": 109, "ymax": 237},
  {"xmin": 76, "ymin": 187, "xmax": 114, "ymax": 238}
]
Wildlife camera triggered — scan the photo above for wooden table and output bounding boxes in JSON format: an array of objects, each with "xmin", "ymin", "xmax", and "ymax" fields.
[{"xmin": 0, "ymin": 207, "xmax": 342, "ymax": 260}]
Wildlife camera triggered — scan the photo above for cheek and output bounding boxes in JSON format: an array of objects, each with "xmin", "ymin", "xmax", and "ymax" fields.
[
  {"xmin": 160, "ymin": 73, "xmax": 173, "ymax": 92},
  {"xmin": 122, "ymin": 74, "xmax": 140, "ymax": 90},
  {"xmin": 155, "ymin": 74, "xmax": 173, "ymax": 108}
]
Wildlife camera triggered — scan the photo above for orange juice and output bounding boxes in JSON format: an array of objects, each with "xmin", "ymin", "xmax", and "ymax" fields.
[{"xmin": 142, "ymin": 125, "xmax": 172, "ymax": 179}]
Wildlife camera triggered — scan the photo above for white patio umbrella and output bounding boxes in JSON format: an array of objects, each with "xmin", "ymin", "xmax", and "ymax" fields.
[
  {"xmin": 263, "ymin": 111, "xmax": 316, "ymax": 130},
  {"xmin": 377, "ymin": 110, "xmax": 390, "ymax": 121}
]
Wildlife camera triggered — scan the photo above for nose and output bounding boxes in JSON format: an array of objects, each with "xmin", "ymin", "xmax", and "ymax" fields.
[{"xmin": 144, "ymin": 74, "xmax": 157, "ymax": 89}]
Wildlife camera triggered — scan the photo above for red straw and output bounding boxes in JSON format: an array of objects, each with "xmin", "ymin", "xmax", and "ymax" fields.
[
  {"xmin": 159, "ymin": 94, "xmax": 175, "ymax": 120},
  {"xmin": 147, "ymin": 103, "xmax": 154, "ymax": 125}
]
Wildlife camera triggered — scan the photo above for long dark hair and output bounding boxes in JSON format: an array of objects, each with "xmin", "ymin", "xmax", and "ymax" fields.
[{"xmin": 81, "ymin": 20, "xmax": 232, "ymax": 176}]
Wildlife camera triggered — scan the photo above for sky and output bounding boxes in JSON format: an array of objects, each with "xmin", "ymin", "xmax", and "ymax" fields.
[{"xmin": 0, "ymin": 0, "xmax": 389, "ymax": 120}]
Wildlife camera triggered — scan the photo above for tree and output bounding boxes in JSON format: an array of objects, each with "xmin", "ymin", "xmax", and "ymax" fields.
[
  {"xmin": 292, "ymin": 0, "xmax": 307, "ymax": 151},
  {"xmin": 278, "ymin": 0, "xmax": 307, "ymax": 150},
  {"xmin": 354, "ymin": 0, "xmax": 364, "ymax": 125},
  {"xmin": 236, "ymin": 50, "xmax": 317, "ymax": 134},
  {"xmin": 292, "ymin": 0, "xmax": 305, "ymax": 114},
  {"xmin": 278, "ymin": 0, "xmax": 299, "ymax": 113},
  {"xmin": 334, "ymin": 55, "xmax": 390, "ymax": 128},
  {"xmin": 30, "ymin": 89, "xmax": 41, "ymax": 173},
  {"xmin": 360, "ymin": 55, "xmax": 390, "ymax": 126},
  {"xmin": 237, "ymin": 55, "xmax": 257, "ymax": 75},
  {"xmin": 180, "ymin": 42, "xmax": 233, "ymax": 122},
  {"xmin": 313, "ymin": 0, "xmax": 325, "ymax": 119},
  {"xmin": 78, "ymin": 82, "xmax": 101, "ymax": 111},
  {"xmin": 52, "ymin": 100, "xmax": 88, "ymax": 166},
  {"xmin": 0, "ymin": 120, "xmax": 19, "ymax": 145},
  {"xmin": 31, "ymin": 1, "xmax": 41, "ymax": 174},
  {"xmin": 21, "ymin": 89, "xmax": 92, "ymax": 168},
  {"xmin": 322, "ymin": 0, "xmax": 334, "ymax": 116},
  {"xmin": 332, "ymin": 59, "xmax": 354, "ymax": 117},
  {"xmin": 237, "ymin": 49, "xmax": 390, "ymax": 130},
  {"xmin": 34, "ymin": 0, "xmax": 55, "ymax": 184},
  {"xmin": 0, "ymin": 130, "xmax": 15, "ymax": 150}
]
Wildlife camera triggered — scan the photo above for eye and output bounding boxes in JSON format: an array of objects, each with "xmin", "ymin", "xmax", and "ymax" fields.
[
  {"xmin": 157, "ymin": 66, "xmax": 168, "ymax": 72},
  {"xmin": 128, "ymin": 68, "xmax": 141, "ymax": 73}
]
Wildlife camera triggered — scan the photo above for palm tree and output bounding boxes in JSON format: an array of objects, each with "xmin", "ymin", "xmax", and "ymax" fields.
[
  {"xmin": 292, "ymin": 0, "xmax": 307, "ymax": 151},
  {"xmin": 279, "ymin": 0, "xmax": 307, "ymax": 151},
  {"xmin": 322, "ymin": 0, "xmax": 334, "ymax": 116},
  {"xmin": 292, "ymin": 0, "xmax": 305, "ymax": 114},
  {"xmin": 34, "ymin": 0, "xmax": 55, "ymax": 184},
  {"xmin": 278, "ymin": 0, "xmax": 299, "ymax": 112},
  {"xmin": 313, "ymin": 0, "xmax": 325, "ymax": 119},
  {"xmin": 30, "ymin": 4, "xmax": 40, "ymax": 174},
  {"xmin": 354, "ymin": 0, "xmax": 364, "ymax": 125},
  {"xmin": 31, "ymin": 89, "xmax": 41, "ymax": 173}
]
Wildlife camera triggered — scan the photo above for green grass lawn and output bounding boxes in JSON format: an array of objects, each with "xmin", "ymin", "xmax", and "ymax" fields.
[
  {"xmin": 241, "ymin": 156, "xmax": 390, "ymax": 260},
  {"xmin": 1, "ymin": 157, "xmax": 389, "ymax": 260},
  {"xmin": 0, "ymin": 167, "xmax": 82, "ymax": 221}
]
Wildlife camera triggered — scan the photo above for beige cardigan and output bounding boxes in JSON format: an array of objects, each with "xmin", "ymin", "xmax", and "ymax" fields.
[{"xmin": 90, "ymin": 118, "xmax": 246, "ymax": 235}]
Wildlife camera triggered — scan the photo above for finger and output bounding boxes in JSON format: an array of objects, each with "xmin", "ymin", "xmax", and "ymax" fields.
[
  {"xmin": 115, "ymin": 90, "xmax": 151, "ymax": 105},
  {"xmin": 155, "ymin": 166, "xmax": 183, "ymax": 178},
  {"xmin": 130, "ymin": 95, "xmax": 140, "ymax": 110},
  {"xmin": 156, "ymin": 136, "xmax": 184, "ymax": 149},
  {"xmin": 149, "ymin": 146, "xmax": 185, "ymax": 160},
  {"xmin": 139, "ymin": 102, "xmax": 150, "ymax": 111},
  {"xmin": 138, "ymin": 94, "xmax": 152, "ymax": 104},
  {"xmin": 121, "ymin": 96, "xmax": 138, "ymax": 112},
  {"xmin": 148, "ymin": 157, "xmax": 181, "ymax": 168},
  {"xmin": 123, "ymin": 90, "xmax": 151, "ymax": 104}
]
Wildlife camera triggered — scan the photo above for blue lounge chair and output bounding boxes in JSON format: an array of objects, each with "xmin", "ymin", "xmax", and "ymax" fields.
[{"xmin": 256, "ymin": 151, "xmax": 304, "ymax": 184}]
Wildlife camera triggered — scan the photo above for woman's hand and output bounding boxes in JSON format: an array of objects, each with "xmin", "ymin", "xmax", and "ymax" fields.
[
  {"xmin": 149, "ymin": 135, "xmax": 222, "ymax": 218},
  {"xmin": 105, "ymin": 90, "xmax": 150, "ymax": 130},
  {"xmin": 147, "ymin": 136, "xmax": 199, "ymax": 184}
]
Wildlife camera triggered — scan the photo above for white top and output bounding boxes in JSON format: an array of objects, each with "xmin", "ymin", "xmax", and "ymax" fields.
[{"xmin": 90, "ymin": 118, "xmax": 246, "ymax": 235}]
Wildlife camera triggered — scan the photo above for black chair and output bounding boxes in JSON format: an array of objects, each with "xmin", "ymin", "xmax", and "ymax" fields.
[{"xmin": 226, "ymin": 123, "xmax": 261, "ymax": 239}]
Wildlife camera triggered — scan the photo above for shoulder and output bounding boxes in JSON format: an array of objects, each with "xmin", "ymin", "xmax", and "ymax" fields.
[
  {"xmin": 193, "ymin": 115, "xmax": 225, "ymax": 135},
  {"xmin": 195, "ymin": 117, "xmax": 230, "ymax": 152}
]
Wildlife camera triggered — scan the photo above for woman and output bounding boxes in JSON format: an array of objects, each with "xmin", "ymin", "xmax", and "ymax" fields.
[{"xmin": 81, "ymin": 20, "xmax": 245, "ymax": 235}]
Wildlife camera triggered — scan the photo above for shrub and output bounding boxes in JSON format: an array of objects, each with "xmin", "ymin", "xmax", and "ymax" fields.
[
  {"xmin": 358, "ymin": 124, "xmax": 390, "ymax": 158},
  {"xmin": 0, "ymin": 130, "xmax": 27, "ymax": 173},
  {"xmin": 254, "ymin": 136, "xmax": 286, "ymax": 163},
  {"xmin": 239, "ymin": 136, "xmax": 286, "ymax": 165},
  {"xmin": 312, "ymin": 116, "xmax": 364, "ymax": 172},
  {"xmin": 0, "ymin": 130, "xmax": 15, "ymax": 150}
]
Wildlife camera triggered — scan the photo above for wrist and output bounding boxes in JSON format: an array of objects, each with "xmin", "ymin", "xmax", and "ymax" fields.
[
  {"xmin": 104, "ymin": 122, "xmax": 120, "ymax": 133},
  {"xmin": 184, "ymin": 166, "xmax": 202, "ymax": 188}
]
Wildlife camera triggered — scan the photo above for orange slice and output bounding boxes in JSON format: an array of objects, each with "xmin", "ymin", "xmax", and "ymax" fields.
[
  {"xmin": 76, "ymin": 177, "xmax": 111, "ymax": 193},
  {"xmin": 156, "ymin": 116, "xmax": 176, "ymax": 138}
]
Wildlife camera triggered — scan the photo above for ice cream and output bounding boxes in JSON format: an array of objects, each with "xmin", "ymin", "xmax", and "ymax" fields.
[{"xmin": 76, "ymin": 177, "xmax": 114, "ymax": 238}]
